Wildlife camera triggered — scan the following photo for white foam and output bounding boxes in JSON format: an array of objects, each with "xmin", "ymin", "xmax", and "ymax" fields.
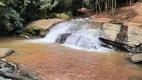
[{"xmin": 26, "ymin": 19, "xmax": 112, "ymax": 53}]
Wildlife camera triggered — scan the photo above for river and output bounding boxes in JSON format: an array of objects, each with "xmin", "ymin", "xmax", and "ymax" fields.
[
  {"xmin": 1, "ymin": 19, "xmax": 142, "ymax": 80},
  {"xmin": 0, "ymin": 37, "xmax": 142, "ymax": 80}
]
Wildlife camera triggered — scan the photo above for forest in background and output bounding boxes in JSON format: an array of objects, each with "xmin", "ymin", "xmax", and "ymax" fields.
[{"xmin": 0, "ymin": 0, "xmax": 141, "ymax": 35}]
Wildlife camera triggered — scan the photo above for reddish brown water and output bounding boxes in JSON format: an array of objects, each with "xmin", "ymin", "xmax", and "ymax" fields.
[{"xmin": 0, "ymin": 37, "xmax": 142, "ymax": 80}]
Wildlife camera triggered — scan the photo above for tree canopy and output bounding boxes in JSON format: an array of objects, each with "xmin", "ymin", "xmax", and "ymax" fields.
[{"xmin": 0, "ymin": 0, "xmax": 140, "ymax": 35}]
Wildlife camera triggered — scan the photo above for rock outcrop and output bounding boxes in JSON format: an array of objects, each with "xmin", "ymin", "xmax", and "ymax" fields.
[
  {"xmin": 0, "ymin": 48, "xmax": 37, "ymax": 80},
  {"xmin": 100, "ymin": 23, "xmax": 142, "ymax": 53},
  {"xmin": 127, "ymin": 26, "xmax": 142, "ymax": 46},
  {"xmin": 101, "ymin": 23, "xmax": 122, "ymax": 41},
  {"xmin": 129, "ymin": 53, "xmax": 142, "ymax": 63},
  {"xmin": 0, "ymin": 59, "xmax": 38, "ymax": 80},
  {"xmin": 25, "ymin": 19, "xmax": 64, "ymax": 36}
]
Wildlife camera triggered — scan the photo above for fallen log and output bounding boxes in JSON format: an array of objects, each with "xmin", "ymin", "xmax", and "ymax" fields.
[
  {"xmin": 99, "ymin": 38, "xmax": 142, "ymax": 53},
  {"xmin": 99, "ymin": 38, "xmax": 129, "ymax": 52}
]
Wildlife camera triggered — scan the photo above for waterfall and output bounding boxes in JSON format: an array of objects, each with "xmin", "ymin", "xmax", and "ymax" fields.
[
  {"xmin": 27, "ymin": 19, "xmax": 111, "ymax": 52},
  {"xmin": 43, "ymin": 22, "xmax": 73, "ymax": 43},
  {"xmin": 64, "ymin": 29, "xmax": 102, "ymax": 50},
  {"xmin": 39, "ymin": 21, "xmax": 92, "ymax": 43}
]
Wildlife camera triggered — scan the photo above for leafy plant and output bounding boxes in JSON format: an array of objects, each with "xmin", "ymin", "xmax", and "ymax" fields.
[{"xmin": 0, "ymin": 2, "xmax": 5, "ymax": 6}]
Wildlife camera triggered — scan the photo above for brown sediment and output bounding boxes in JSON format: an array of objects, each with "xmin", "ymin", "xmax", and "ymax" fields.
[
  {"xmin": 82, "ymin": 2, "xmax": 142, "ymax": 27},
  {"xmin": 1, "ymin": 40, "xmax": 141, "ymax": 80}
]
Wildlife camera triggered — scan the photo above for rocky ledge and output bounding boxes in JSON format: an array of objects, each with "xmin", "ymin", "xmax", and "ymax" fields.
[
  {"xmin": 24, "ymin": 18, "xmax": 64, "ymax": 37},
  {"xmin": 99, "ymin": 23, "xmax": 142, "ymax": 53},
  {"xmin": 97, "ymin": 23, "xmax": 142, "ymax": 63},
  {"xmin": 0, "ymin": 48, "xmax": 38, "ymax": 80}
]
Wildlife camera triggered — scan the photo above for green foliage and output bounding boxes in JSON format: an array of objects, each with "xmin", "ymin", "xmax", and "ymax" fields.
[
  {"xmin": 72, "ymin": 0, "xmax": 83, "ymax": 16},
  {"xmin": 24, "ymin": 26, "xmax": 40, "ymax": 35},
  {"xmin": 109, "ymin": 19, "xmax": 123, "ymax": 24},
  {"xmin": 56, "ymin": 0, "xmax": 72, "ymax": 11},
  {"xmin": 0, "ymin": 2, "xmax": 5, "ymax": 6},
  {"xmin": 39, "ymin": 0, "xmax": 58, "ymax": 10},
  {"xmin": 83, "ymin": 0, "xmax": 90, "ymax": 8},
  {"xmin": 3, "ymin": 8, "xmax": 24, "ymax": 33},
  {"xmin": 39, "ymin": 0, "xmax": 59, "ymax": 18},
  {"xmin": 56, "ymin": 13, "xmax": 70, "ymax": 20},
  {"xmin": 0, "ymin": 0, "xmax": 25, "ymax": 34},
  {"xmin": 0, "ymin": 0, "xmax": 132, "ymax": 35},
  {"xmin": 0, "ymin": 0, "xmax": 61, "ymax": 35}
]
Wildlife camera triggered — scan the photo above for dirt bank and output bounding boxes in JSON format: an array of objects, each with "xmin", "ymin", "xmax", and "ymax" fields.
[{"xmin": 83, "ymin": 2, "xmax": 142, "ymax": 26}]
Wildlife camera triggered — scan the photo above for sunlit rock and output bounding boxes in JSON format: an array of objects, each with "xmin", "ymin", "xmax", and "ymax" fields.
[
  {"xmin": 101, "ymin": 23, "xmax": 122, "ymax": 41},
  {"xmin": 130, "ymin": 53, "xmax": 142, "ymax": 63},
  {"xmin": 0, "ymin": 48, "xmax": 15, "ymax": 59},
  {"xmin": 127, "ymin": 26, "xmax": 142, "ymax": 46},
  {"xmin": 25, "ymin": 19, "xmax": 64, "ymax": 36}
]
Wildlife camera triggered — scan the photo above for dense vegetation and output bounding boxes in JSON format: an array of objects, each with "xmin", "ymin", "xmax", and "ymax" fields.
[{"xmin": 0, "ymin": 0, "xmax": 140, "ymax": 35}]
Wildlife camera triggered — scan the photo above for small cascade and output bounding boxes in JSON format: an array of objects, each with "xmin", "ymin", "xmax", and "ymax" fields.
[
  {"xmin": 42, "ymin": 21, "xmax": 92, "ymax": 43},
  {"xmin": 27, "ymin": 18, "xmax": 111, "ymax": 52},
  {"xmin": 64, "ymin": 29, "xmax": 102, "ymax": 50},
  {"xmin": 43, "ymin": 22, "xmax": 72, "ymax": 43}
]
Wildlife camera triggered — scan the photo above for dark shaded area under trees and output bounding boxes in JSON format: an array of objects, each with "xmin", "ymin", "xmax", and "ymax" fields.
[{"xmin": 0, "ymin": 0, "xmax": 140, "ymax": 36}]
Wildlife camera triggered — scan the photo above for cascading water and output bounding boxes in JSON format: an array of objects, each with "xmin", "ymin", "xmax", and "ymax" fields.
[
  {"xmin": 27, "ymin": 19, "xmax": 111, "ymax": 52},
  {"xmin": 64, "ymin": 29, "xmax": 102, "ymax": 50}
]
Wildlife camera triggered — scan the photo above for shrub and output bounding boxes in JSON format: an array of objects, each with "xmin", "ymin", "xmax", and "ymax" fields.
[{"xmin": 56, "ymin": 13, "xmax": 70, "ymax": 20}]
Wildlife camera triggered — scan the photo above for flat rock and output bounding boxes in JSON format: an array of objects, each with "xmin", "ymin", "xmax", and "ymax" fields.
[
  {"xmin": 0, "ymin": 48, "xmax": 14, "ymax": 58},
  {"xmin": 130, "ymin": 53, "xmax": 142, "ymax": 63},
  {"xmin": 25, "ymin": 18, "xmax": 64, "ymax": 30},
  {"xmin": 25, "ymin": 18, "xmax": 64, "ymax": 36},
  {"xmin": 127, "ymin": 26, "xmax": 142, "ymax": 46},
  {"xmin": 101, "ymin": 23, "xmax": 122, "ymax": 41},
  {"xmin": 89, "ymin": 22, "xmax": 103, "ymax": 29}
]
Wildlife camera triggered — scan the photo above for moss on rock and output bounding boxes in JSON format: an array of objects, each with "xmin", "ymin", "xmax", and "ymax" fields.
[{"xmin": 24, "ymin": 19, "xmax": 64, "ymax": 36}]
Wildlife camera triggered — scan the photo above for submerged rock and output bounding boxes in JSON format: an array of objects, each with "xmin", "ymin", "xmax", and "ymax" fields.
[
  {"xmin": 56, "ymin": 33, "xmax": 71, "ymax": 43},
  {"xmin": 0, "ymin": 48, "xmax": 15, "ymax": 59}
]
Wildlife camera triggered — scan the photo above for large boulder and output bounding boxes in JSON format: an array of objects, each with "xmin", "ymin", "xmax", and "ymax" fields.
[
  {"xmin": 101, "ymin": 23, "xmax": 122, "ymax": 41},
  {"xmin": 127, "ymin": 26, "xmax": 142, "ymax": 46},
  {"xmin": 100, "ymin": 23, "xmax": 142, "ymax": 53},
  {"xmin": 123, "ymin": 26, "xmax": 142, "ymax": 53},
  {"xmin": 25, "ymin": 19, "xmax": 64, "ymax": 36},
  {"xmin": 129, "ymin": 53, "xmax": 142, "ymax": 63},
  {"xmin": 0, "ymin": 48, "xmax": 15, "ymax": 59}
]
